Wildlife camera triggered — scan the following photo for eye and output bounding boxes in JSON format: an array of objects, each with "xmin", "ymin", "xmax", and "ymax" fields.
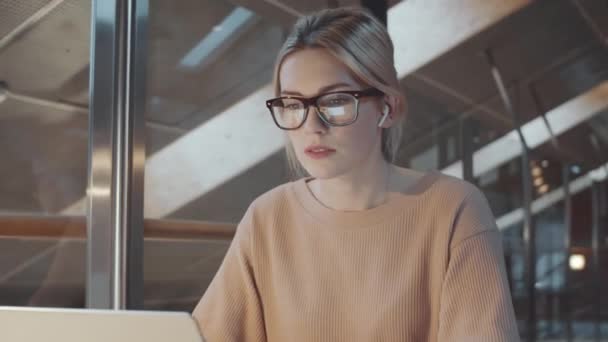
[
  {"xmin": 285, "ymin": 103, "xmax": 301, "ymax": 110},
  {"xmin": 320, "ymin": 93, "xmax": 353, "ymax": 107},
  {"xmin": 328, "ymin": 98, "xmax": 349, "ymax": 106}
]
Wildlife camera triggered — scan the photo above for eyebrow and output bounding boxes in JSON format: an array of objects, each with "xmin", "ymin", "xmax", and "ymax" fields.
[{"xmin": 280, "ymin": 82, "xmax": 355, "ymax": 96}]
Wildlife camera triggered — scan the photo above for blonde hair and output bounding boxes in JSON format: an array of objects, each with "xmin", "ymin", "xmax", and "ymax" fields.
[{"xmin": 272, "ymin": 7, "xmax": 407, "ymax": 179}]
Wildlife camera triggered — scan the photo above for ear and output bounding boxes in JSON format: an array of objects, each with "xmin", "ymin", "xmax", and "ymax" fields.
[
  {"xmin": 378, "ymin": 94, "xmax": 399, "ymax": 128},
  {"xmin": 377, "ymin": 105, "xmax": 391, "ymax": 128}
]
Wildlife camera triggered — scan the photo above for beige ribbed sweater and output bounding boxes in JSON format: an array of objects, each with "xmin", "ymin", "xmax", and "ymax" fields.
[{"xmin": 193, "ymin": 170, "xmax": 520, "ymax": 341}]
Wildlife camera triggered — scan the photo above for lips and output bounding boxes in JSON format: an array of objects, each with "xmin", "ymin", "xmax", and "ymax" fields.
[
  {"xmin": 305, "ymin": 145, "xmax": 335, "ymax": 153},
  {"xmin": 304, "ymin": 145, "xmax": 336, "ymax": 159}
]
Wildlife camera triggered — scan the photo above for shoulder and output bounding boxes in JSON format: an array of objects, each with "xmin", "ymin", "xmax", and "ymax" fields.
[
  {"xmin": 233, "ymin": 180, "xmax": 301, "ymax": 257},
  {"xmin": 429, "ymin": 171, "xmax": 498, "ymax": 249},
  {"xmin": 231, "ymin": 180, "xmax": 293, "ymax": 231},
  {"xmin": 431, "ymin": 171, "xmax": 479, "ymax": 199},
  {"xmin": 237, "ymin": 180, "xmax": 299, "ymax": 232},
  {"xmin": 248, "ymin": 180, "xmax": 296, "ymax": 215},
  {"xmin": 412, "ymin": 170, "xmax": 483, "ymax": 212},
  {"xmin": 394, "ymin": 166, "xmax": 477, "ymax": 204}
]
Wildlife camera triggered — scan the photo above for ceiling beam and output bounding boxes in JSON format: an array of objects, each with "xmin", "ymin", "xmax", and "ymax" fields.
[
  {"xmin": 228, "ymin": 0, "xmax": 301, "ymax": 27},
  {"xmin": 399, "ymin": 42, "xmax": 598, "ymax": 160},
  {"xmin": 442, "ymin": 81, "xmax": 608, "ymax": 179},
  {"xmin": 389, "ymin": 0, "xmax": 532, "ymax": 78},
  {"xmin": 0, "ymin": 0, "xmax": 66, "ymax": 52}
]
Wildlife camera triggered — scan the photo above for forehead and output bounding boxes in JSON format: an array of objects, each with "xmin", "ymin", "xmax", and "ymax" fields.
[{"xmin": 278, "ymin": 48, "xmax": 362, "ymax": 95}]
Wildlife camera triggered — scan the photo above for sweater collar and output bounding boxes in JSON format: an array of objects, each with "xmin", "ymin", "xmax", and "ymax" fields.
[{"xmin": 290, "ymin": 170, "xmax": 440, "ymax": 228}]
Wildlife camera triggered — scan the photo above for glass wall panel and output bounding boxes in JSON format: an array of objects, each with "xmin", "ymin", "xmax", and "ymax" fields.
[
  {"xmin": 0, "ymin": 0, "xmax": 91, "ymax": 308},
  {"xmin": 141, "ymin": 0, "xmax": 289, "ymax": 311},
  {"xmin": 476, "ymin": 96, "xmax": 608, "ymax": 341}
]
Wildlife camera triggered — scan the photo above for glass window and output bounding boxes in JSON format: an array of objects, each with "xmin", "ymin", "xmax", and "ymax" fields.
[
  {"xmin": 141, "ymin": 0, "xmax": 288, "ymax": 311},
  {"xmin": 0, "ymin": 0, "xmax": 91, "ymax": 308}
]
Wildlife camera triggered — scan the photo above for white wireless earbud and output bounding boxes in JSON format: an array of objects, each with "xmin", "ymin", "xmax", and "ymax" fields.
[{"xmin": 377, "ymin": 104, "xmax": 391, "ymax": 128}]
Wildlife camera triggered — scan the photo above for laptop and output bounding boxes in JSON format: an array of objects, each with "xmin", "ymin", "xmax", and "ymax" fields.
[{"xmin": 0, "ymin": 306, "xmax": 204, "ymax": 342}]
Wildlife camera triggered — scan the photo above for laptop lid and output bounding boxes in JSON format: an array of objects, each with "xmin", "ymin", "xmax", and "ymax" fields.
[{"xmin": 0, "ymin": 306, "xmax": 203, "ymax": 342}]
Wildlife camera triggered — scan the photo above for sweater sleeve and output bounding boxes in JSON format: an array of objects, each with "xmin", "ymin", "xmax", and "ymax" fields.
[
  {"xmin": 437, "ymin": 186, "xmax": 520, "ymax": 341},
  {"xmin": 192, "ymin": 204, "xmax": 266, "ymax": 342}
]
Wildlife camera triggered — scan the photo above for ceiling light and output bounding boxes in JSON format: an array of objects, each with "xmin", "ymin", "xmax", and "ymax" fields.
[{"xmin": 569, "ymin": 254, "xmax": 586, "ymax": 271}]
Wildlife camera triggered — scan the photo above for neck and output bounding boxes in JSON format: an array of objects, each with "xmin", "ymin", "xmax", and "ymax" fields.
[{"xmin": 307, "ymin": 158, "xmax": 393, "ymax": 211}]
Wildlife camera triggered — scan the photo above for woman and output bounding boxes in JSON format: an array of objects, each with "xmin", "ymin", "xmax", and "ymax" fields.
[{"xmin": 193, "ymin": 7, "xmax": 519, "ymax": 342}]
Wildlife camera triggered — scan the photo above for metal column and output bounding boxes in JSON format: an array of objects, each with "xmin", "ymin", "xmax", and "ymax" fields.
[
  {"xmin": 460, "ymin": 117, "xmax": 476, "ymax": 183},
  {"xmin": 485, "ymin": 51, "xmax": 536, "ymax": 341},
  {"xmin": 530, "ymin": 83, "xmax": 573, "ymax": 341},
  {"xmin": 591, "ymin": 180, "xmax": 603, "ymax": 342},
  {"xmin": 86, "ymin": 0, "xmax": 147, "ymax": 310},
  {"xmin": 562, "ymin": 164, "xmax": 573, "ymax": 342}
]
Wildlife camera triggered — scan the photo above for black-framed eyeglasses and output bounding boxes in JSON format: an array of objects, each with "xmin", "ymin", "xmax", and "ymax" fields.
[{"xmin": 265, "ymin": 88, "xmax": 384, "ymax": 130}]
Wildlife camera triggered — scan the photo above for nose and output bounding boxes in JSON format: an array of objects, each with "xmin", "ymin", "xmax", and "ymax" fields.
[{"xmin": 301, "ymin": 106, "xmax": 328, "ymax": 134}]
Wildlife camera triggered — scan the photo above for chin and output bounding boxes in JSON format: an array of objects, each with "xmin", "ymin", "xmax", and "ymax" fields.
[{"xmin": 301, "ymin": 161, "xmax": 350, "ymax": 180}]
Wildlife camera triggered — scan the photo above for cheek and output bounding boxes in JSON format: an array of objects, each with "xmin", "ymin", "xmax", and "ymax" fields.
[
  {"xmin": 286, "ymin": 131, "xmax": 297, "ymax": 144},
  {"xmin": 353, "ymin": 106, "xmax": 381, "ymax": 141},
  {"xmin": 337, "ymin": 120, "xmax": 379, "ymax": 151},
  {"xmin": 286, "ymin": 131, "xmax": 305, "ymax": 153}
]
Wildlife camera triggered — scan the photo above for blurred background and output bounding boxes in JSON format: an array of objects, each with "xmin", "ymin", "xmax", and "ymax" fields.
[{"xmin": 0, "ymin": 0, "xmax": 607, "ymax": 340}]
